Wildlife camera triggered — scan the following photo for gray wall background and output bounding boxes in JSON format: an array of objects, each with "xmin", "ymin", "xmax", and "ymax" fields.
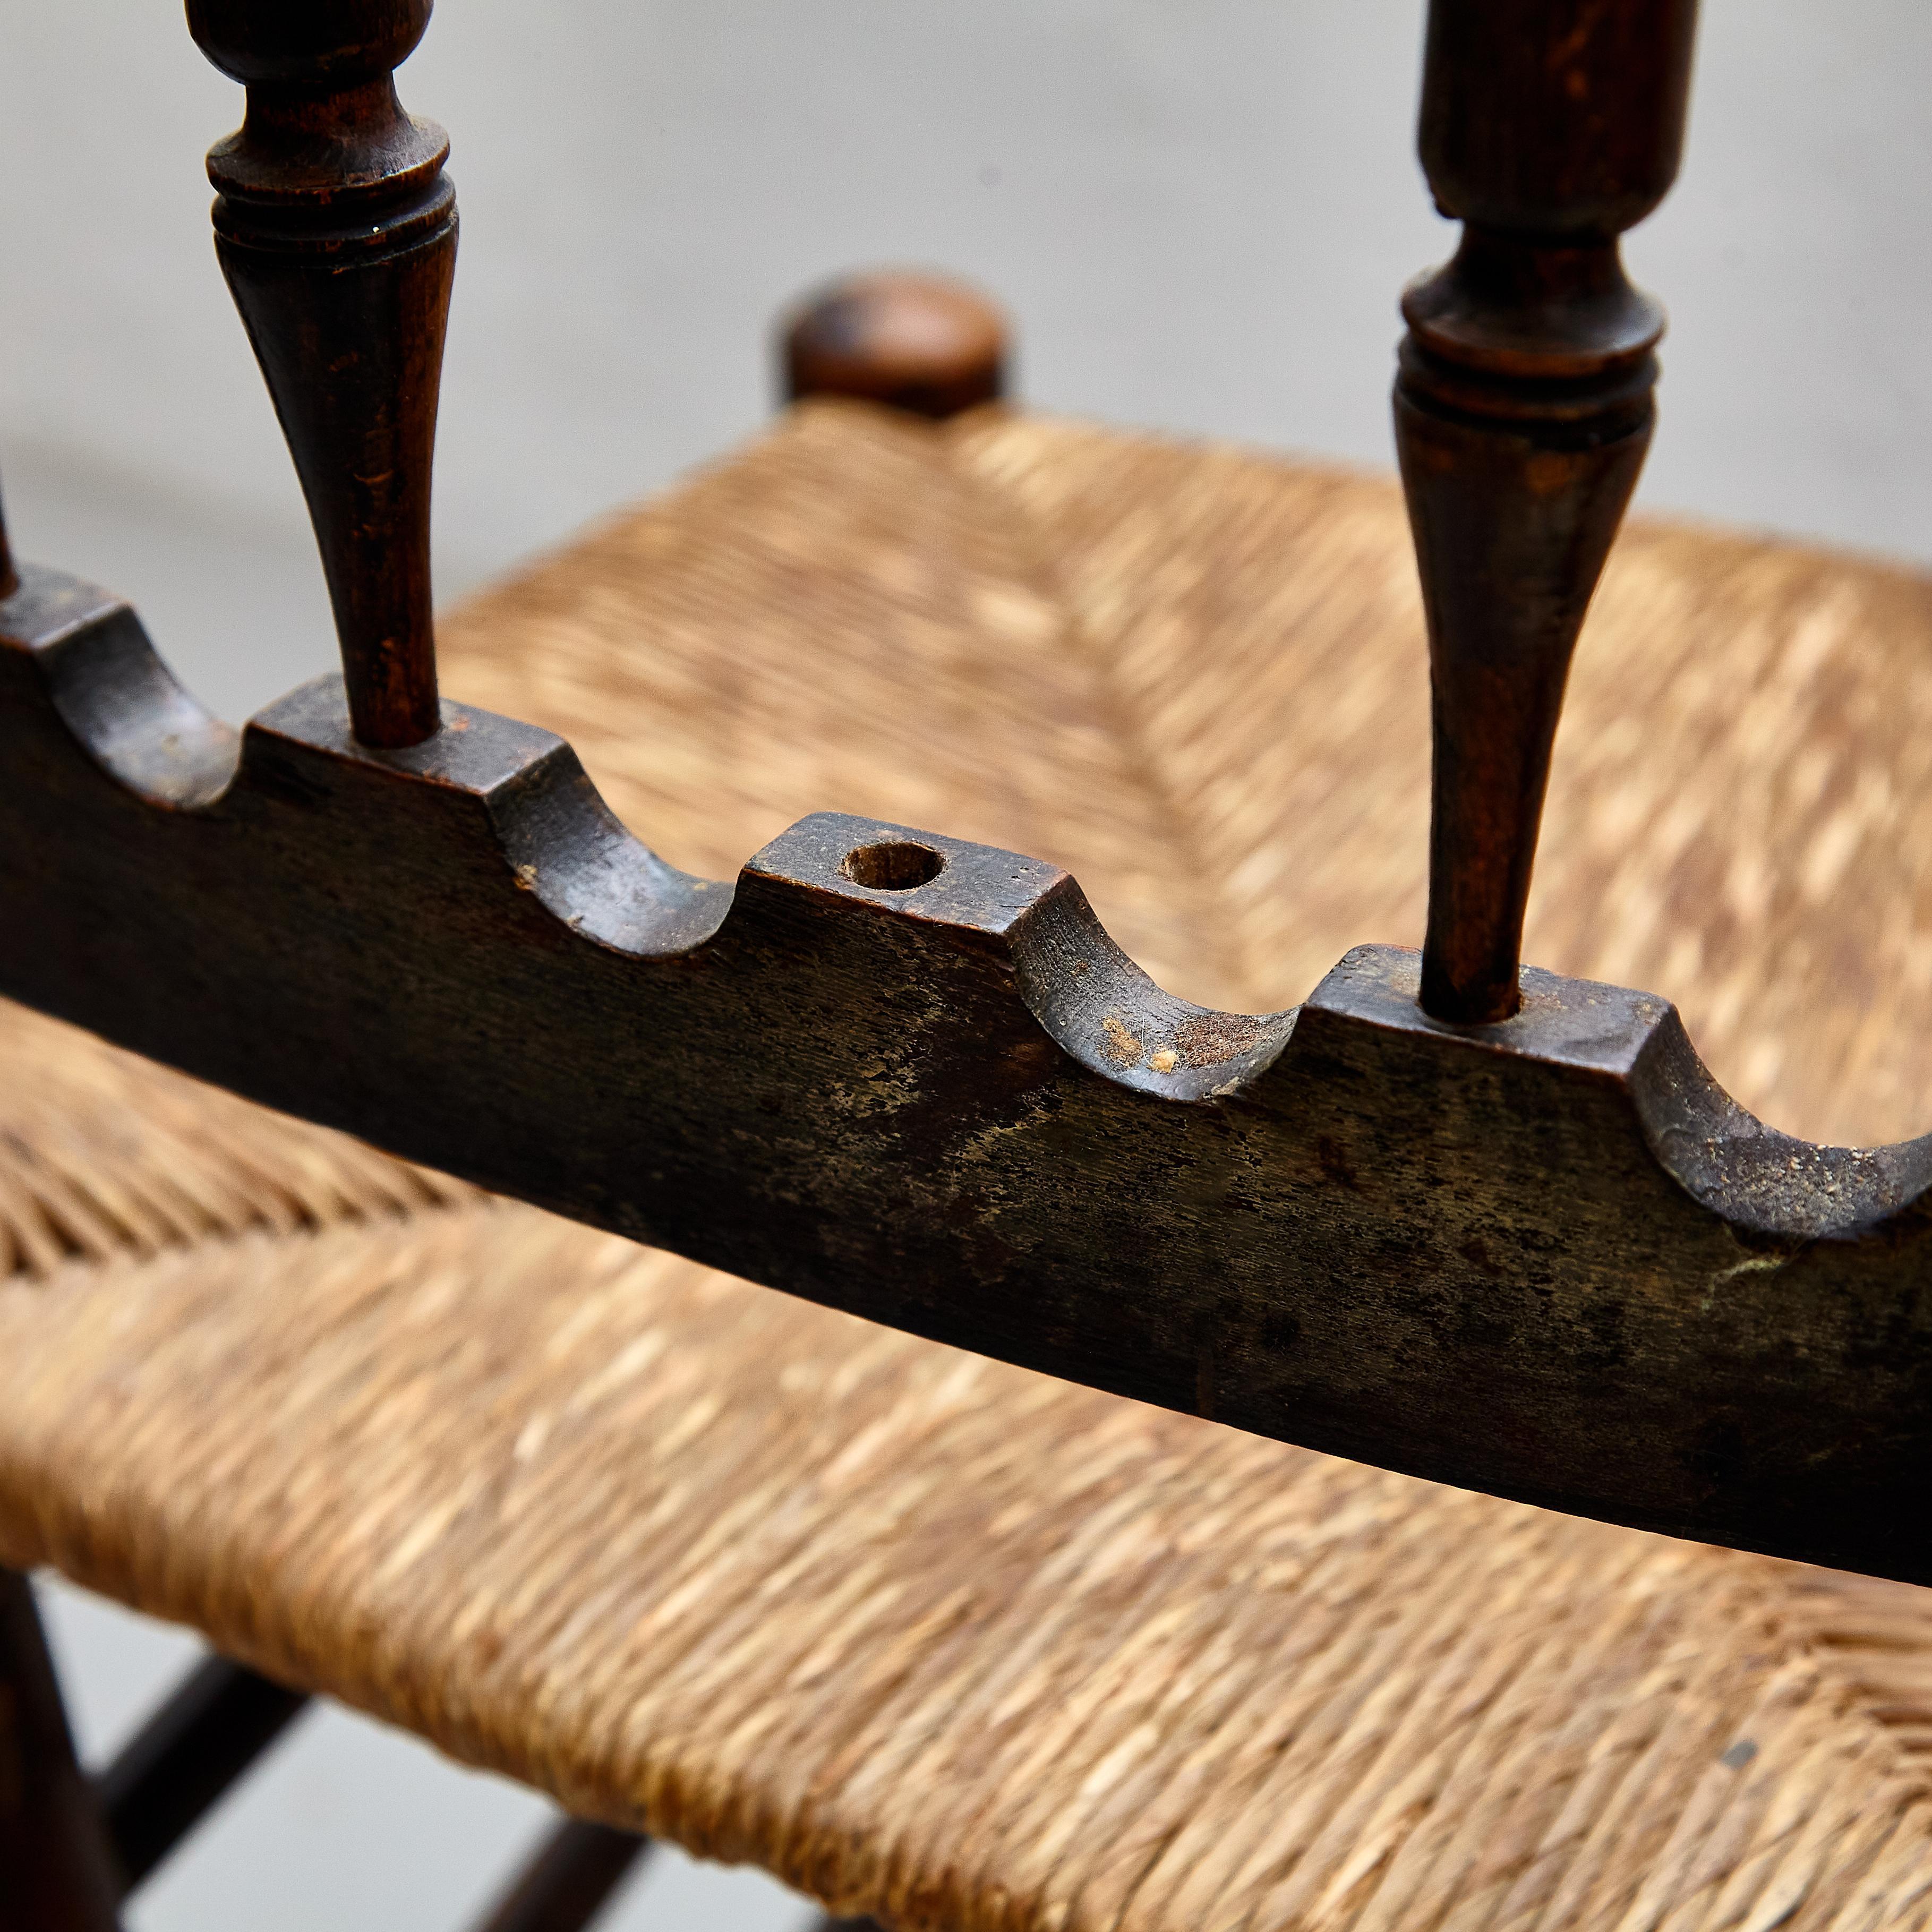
[
  {"xmin": 5, "ymin": 3, "xmax": 1929, "ymax": 1926},
  {"xmin": 3, "ymin": 1, "xmax": 1929, "ymax": 721}
]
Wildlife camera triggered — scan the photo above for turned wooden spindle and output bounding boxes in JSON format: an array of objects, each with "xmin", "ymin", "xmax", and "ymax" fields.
[
  {"xmin": 187, "ymin": 0, "xmax": 456, "ymax": 749},
  {"xmin": 783, "ymin": 272, "xmax": 1007, "ymax": 420},
  {"xmin": 1398, "ymin": 0, "xmax": 1699, "ymax": 1023}
]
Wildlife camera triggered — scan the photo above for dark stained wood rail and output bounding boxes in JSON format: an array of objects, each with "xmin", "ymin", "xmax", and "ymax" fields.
[
  {"xmin": 1397, "ymin": 0, "xmax": 1699, "ymax": 1023},
  {"xmin": 4, "ymin": 591, "xmax": 1931, "ymax": 1587},
  {"xmin": 187, "ymin": 0, "xmax": 454, "ymax": 748},
  {"xmin": 46, "ymin": 4, "xmax": 1932, "ymax": 1928},
  {"xmin": 16, "ymin": 0, "xmax": 1932, "ymax": 1597}
]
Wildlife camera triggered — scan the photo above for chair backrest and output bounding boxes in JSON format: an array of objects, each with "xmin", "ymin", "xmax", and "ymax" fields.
[{"xmin": 3, "ymin": 0, "xmax": 1926, "ymax": 1593}]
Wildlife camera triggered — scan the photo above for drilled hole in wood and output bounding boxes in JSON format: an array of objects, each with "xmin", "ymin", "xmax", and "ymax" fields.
[{"xmin": 841, "ymin": 841, "xmax": 944, "ymax": 891}]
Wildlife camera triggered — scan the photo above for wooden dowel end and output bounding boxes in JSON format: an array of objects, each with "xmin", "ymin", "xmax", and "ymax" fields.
[{"xmin": 783, "ymin": 272, "xmax": 1007, "ymax": 421}]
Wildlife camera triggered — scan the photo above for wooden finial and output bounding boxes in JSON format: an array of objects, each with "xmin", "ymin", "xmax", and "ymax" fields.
[
  {"xmin": 782, "ymin": 272, "xmax": 1007, "ymax": 421},
  {"xmin": 1398, "ymin": 0, "xmax": 1699, "ymax": 1023},
  {"xmin": 187, "ymin": 0, "xmax": 455, "ymax": 749}
]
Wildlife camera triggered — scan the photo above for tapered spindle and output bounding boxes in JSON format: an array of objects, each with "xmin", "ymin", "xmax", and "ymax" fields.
[
  {"xmin": 1398, "ymin": 0, "xmax": 1699, "ymax": 1022},
  {"xmin": 186, "ymin": 0, "xmax": 455, "ymax": 749}
]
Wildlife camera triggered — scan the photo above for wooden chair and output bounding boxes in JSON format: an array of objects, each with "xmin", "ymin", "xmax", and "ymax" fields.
[{"xmin": 8, "ymin": 2, "xmax": 1932, "ymax": 1927}]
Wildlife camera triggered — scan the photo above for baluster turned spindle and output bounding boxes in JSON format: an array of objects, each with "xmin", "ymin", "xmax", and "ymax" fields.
[
  {"xmin": 1398, "ymin": 0, "xmax": 1699, "ymax": 1023},
  {"xmin": 186, "ymin": 0, "xmax": 456, "ymax": 749}
]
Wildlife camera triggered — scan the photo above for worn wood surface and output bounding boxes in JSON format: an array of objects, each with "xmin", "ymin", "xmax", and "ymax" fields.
[
  {"xmin": 189, "ymin": 0, "xmax": 454, "ymax": 749},
  {"xmin": 3, "ymin": 568, "xmax": 1931, "ymax": 1585},
  {"xmin": 1398, "ymin": 0, "xmax": 1699, "ymax": 1023},
  {"xmin": 7, "ymin": 0, "xmax": 1923, "ymax": 1603}
]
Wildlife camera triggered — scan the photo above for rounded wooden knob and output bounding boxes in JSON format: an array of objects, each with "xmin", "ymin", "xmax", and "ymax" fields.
[
  {"xmin": 185, "ymin": 0, "xmax": 432, "ymax": 88},
  {"xmin": 782, "ymin": 273, "xmax": 1007, "ymax": 421}
]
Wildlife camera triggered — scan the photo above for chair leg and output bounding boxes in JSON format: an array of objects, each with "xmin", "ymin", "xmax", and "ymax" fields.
[
  {"xmin": 468, "ymin": 1816, "xmax": 651, "ymax": 1932},
  {"xmin": 0, "ymin": 1567, "xmax": 123, "ymax": 1931},
  {"xmin": 95, "ymin": 1654, "xmax": 310, "ymax": 1890}
]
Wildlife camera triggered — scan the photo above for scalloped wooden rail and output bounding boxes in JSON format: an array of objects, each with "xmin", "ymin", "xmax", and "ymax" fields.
[
  {"xmin": 4, "ymin": 565, "xmax": 1930, "ymax": 1588},
  {"xmin": 38, "ymin": 0, "xmax": 1932, "ymax": 1926},
  {"xmin": 14, "ymin": 0, "xmax": 1925, "ymax": 1603}
]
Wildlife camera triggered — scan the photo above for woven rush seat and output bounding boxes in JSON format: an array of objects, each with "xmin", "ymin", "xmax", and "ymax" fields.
[{"xmin": 6, "ymin": 400, "xmax": 1932, "ymax": 1929}]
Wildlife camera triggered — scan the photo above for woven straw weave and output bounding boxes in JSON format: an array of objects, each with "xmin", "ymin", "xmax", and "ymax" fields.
[{"xmin": 5, "ymin": 400, "xmax": 1932, "ymax": 1929}]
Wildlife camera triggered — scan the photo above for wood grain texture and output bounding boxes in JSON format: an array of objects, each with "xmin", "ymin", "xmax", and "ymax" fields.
[
  {"xmin": 2, "ymin": 566, "xmax": 1930, "ymax": 1578},
  {"xmin": 6, "ymin": 411, "xmax": 1932, "ymax": 1926},
  {"xmin": 1398, "ymin": 0, "xmax": 1698, "ymax": 1021},
  {"xmin": 190, "ymin": 0, "xmax": 455, "ymax": 748},
  {"xmin": 5, "ymin": 411, "xmax": 1932, "ymax": 1582}
]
